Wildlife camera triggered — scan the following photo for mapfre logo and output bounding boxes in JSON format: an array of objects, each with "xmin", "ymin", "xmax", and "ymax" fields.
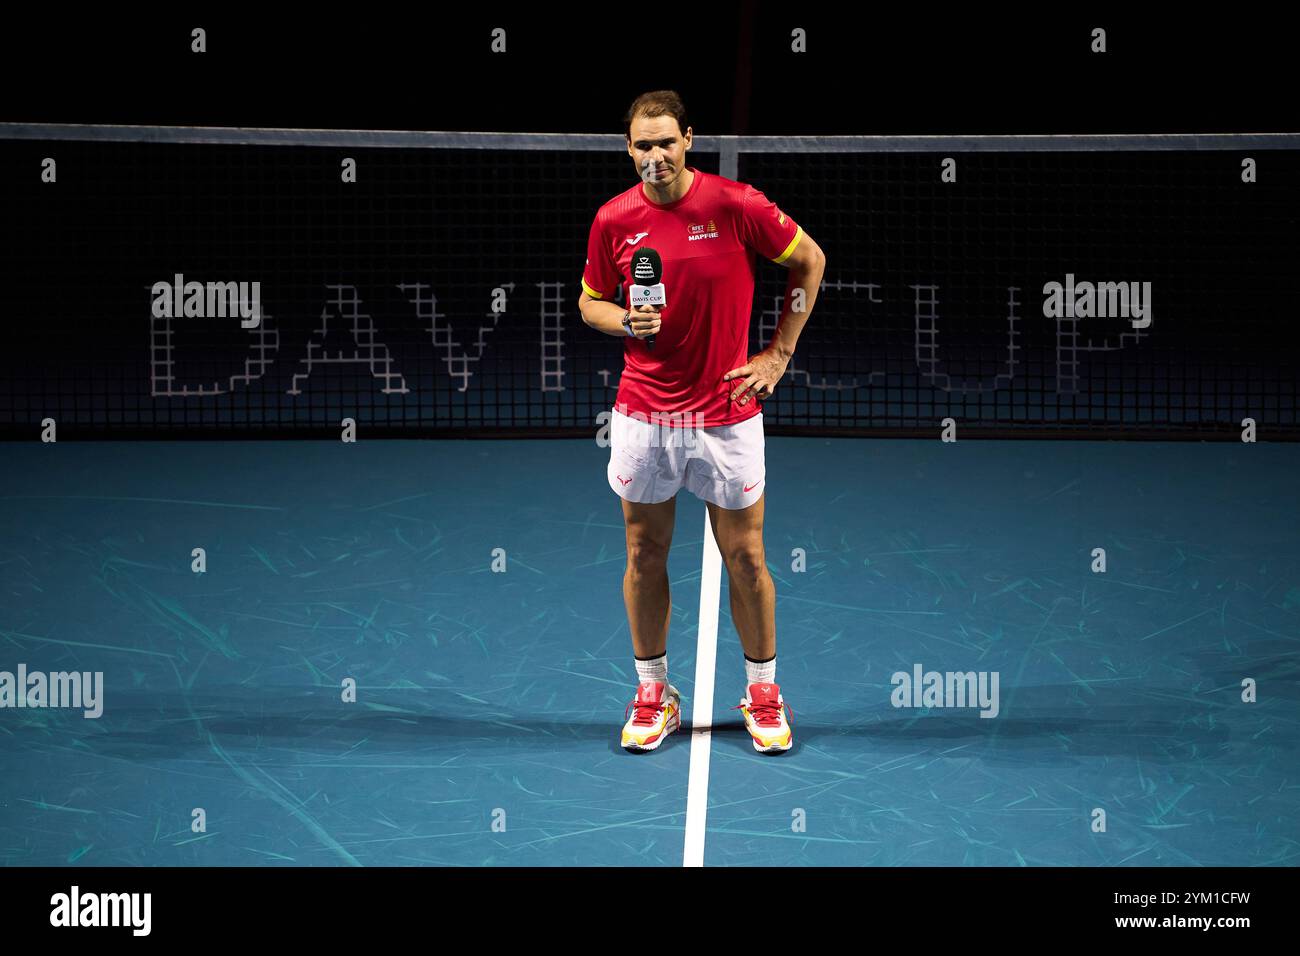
[{"xmin": 687, "ymin": 219, "xmax": 719, "ymax": 242}]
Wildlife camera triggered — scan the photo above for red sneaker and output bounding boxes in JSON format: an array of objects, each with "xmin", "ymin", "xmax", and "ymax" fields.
[
  {"xmin": 621, "ymin": 681, "xmax": 682, "ymax": 752},
  {"xmin": 733, "ymin": 682, "xmax": 793, "ymax": 753}
]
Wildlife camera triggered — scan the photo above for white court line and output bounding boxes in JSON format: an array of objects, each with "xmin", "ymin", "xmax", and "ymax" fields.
[{"xmin": 683, "ymin": 508, "xmax": 723, "ymax": 867}]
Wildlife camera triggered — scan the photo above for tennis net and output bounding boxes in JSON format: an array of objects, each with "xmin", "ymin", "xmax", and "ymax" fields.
[{"xmin": 0, "ymin": 126, "xmax": 1295, "ymax": 439}]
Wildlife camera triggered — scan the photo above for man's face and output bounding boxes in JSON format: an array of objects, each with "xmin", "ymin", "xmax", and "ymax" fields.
[{"xmin": 627, "ymin": 115, "xmax": 692, "ymax": 187}]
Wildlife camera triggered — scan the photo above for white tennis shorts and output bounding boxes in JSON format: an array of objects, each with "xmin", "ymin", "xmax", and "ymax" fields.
[{"xmin": 606, "ymin": 407, "xmax": 766, "ymax": 510}]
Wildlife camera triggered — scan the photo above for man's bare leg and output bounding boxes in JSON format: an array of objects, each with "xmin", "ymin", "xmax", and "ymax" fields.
[
  {"xmin": 621, "ymin": 495, "xmax": 677, "ymax": 658},
  {"xmin": 705, "ymin": 493, "xmax": 774, "ymax": 661}
]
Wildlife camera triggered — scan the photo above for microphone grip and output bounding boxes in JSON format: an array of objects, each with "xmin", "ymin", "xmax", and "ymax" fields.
[{"xmin": 648, "ymin": 300, "xmax": 662, "ymax": 350}]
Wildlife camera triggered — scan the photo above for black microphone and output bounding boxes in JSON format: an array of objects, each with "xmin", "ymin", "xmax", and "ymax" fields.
[{"xmin": 629, "ymin": 248, "xmax": 666, "ymax": 350}]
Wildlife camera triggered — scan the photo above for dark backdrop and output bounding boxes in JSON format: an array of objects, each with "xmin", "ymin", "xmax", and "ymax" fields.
[{"xmin": 1, "ymin": 7, "xmax": 1292, "ymax": 134}]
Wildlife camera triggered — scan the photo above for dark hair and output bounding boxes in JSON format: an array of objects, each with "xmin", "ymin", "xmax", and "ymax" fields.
[{"xmin": 624, "ymin": 91, "xmax": 690, "ymax": 140}]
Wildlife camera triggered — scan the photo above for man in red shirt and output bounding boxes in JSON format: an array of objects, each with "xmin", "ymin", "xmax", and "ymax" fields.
[{"xmin": 578, "ymin": 90, "xmax": 826, "ymax": 755}]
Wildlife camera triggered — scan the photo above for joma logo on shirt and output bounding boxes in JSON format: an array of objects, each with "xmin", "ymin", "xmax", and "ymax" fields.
[{"xmin": 687, "ymin": 219, "xmax": 719, "ymax": 241}]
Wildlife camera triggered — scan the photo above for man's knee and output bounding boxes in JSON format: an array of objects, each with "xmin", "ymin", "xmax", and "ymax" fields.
[
  {"xmin": 724, "ymin": 544, "xmax": 767, "ymax": 582},
  {"xmin": 623, "ymin": 498, "xmax": 675, "ymax": 573},
  {"xmin": 626, "ymin": 535, "xmax": 671, "ymax": 574}
]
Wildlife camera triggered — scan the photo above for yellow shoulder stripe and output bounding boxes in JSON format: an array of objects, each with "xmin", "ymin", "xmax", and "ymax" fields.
[
  {"xmin": 771, "ymin": 225, "xmax": 803, "ymax": 265},
  {"xmin": 581, "ymin": 277, "xmax": 605, "ymax": 299}
]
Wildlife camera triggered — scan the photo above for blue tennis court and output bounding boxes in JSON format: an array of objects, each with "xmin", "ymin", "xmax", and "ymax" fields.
[{"xmin": 3, "ymin": 436, "xmax": 1295, "ymax": 866}]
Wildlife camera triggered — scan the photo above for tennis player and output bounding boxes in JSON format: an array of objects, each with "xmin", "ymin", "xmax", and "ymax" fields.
[{"xmin": 578, "ymin": 91, "xmax": 826, "ymax": 754}]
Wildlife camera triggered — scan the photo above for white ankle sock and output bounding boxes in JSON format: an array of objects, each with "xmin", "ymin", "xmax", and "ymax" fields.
[
  {"xmin": 745, "ymin": 654, "xmax": 776, "ymax": 686},
  {"xmin": 635, "ymin": 653, "xmax": 668, "ymax": 686}
]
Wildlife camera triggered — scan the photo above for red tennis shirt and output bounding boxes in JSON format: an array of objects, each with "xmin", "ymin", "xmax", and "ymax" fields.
[{"xmin": 581, "ymin": 167, "xmax": 803, "ymax": 428}]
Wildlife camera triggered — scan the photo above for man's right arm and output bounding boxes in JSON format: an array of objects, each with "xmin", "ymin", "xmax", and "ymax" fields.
[
  {"xmin": 580, "ymin": 211, "xmax": 660, "ymax": 337},
  {"xmin": 578, "ymin": 292, "xmax": 627, "ymax": 335},
  {"xmin": 579, "ymin": 293, "xmax": 661, "ymax": 339}
]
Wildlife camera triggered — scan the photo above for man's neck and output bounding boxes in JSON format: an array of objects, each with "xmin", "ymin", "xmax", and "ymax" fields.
[{"xmin": 642, "ymin": 166, "xmax": 694, "ymax": 205}]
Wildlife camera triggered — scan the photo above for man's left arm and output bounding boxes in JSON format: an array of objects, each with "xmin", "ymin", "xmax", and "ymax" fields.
[
  {"xmin": 769, "ymin": 233, "xmax": 826, "ymax": 361},
  {"xmin": 725, "ymin": 226, "xmax": 827, "ymax": 406}
]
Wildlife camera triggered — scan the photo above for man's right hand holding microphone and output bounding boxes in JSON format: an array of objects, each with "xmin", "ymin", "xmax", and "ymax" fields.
[{"xmin": 622, "ymin": 305, "xmax": 661, "ymax": 341}]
